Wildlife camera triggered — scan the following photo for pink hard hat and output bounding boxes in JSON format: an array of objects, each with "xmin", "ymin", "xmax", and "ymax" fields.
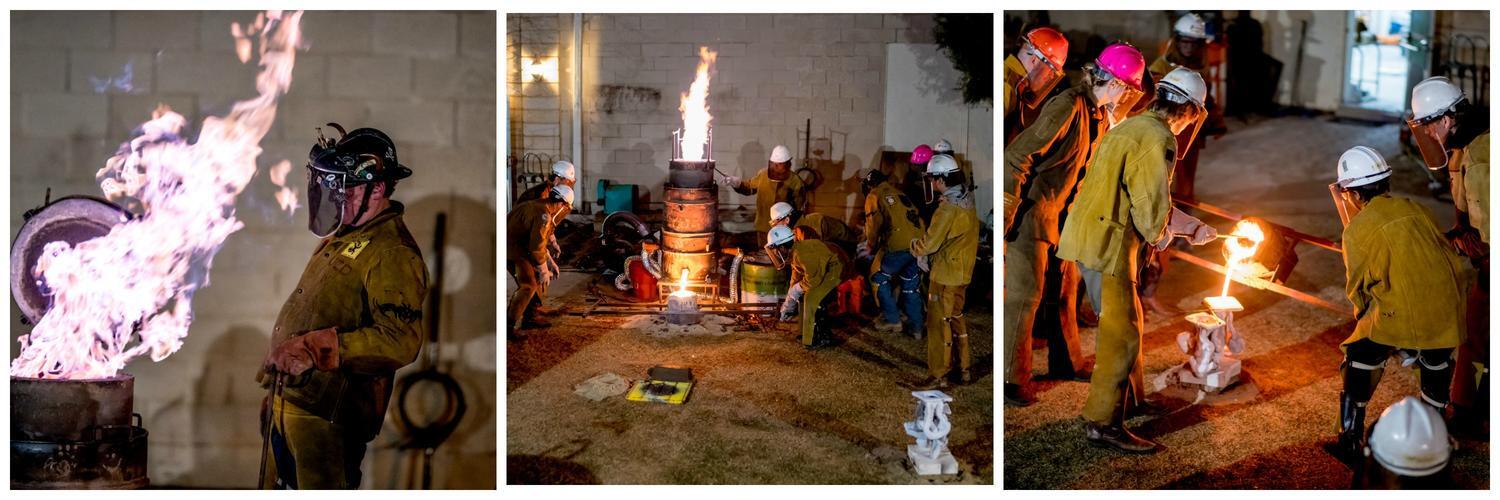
[
  {"xmin": 911, "ymin": 144, "xmax": 933, "ymax": 165},
  {"xmin": 1095, "ymin": 43, "xmax": 1146, "ymax": 90}
]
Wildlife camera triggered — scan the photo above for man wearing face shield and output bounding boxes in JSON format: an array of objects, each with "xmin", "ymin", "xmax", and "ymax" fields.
[
  {"xmin": 260, "ymin": 125, "xmax": 428, "ymax": 489},
  {"xmin": 909, "ymin": 155, "xmax": 980, "ymax": 390},
  {"xmin": 1002, "ymin": 42, "xmax": 1144, "ymax": 406},
  {"xmin": 861, "ymin": 168, "xmax": 927, "ymax": 336},
  {"xmin": 506, "ymin": 185, "xmax": 574, "ymax": 336},
  {"xmin": 1406, "ymin": 76, "xmax": 1491, "ymax": 436},
  {"xmin": 517, "ymin": 160, "xmax": 577, "ymax": 317},
  {"xmin": 1056, "ymin": 68, "xmax": 1218, "ymax": 453},
  {"xmin": 770, "ymin": 202, "xmax": 860, "ymax": 254},
  {"xmin": 906, "ymin": 145, "xmax": 939, "ymax": 224},
  {"xmin": 1328, "ymin": 145, "xmax": 1470, "ymax": 462},
  {"xmin": 1149, "ymin": 13, "xmax": 1226, "ymax": 204},
  {"xmin": 724, "ymin": 145, "xmax": 807, "ymax": 246},
  {"xmin": 765, "ymin": 225, "xmax": 845, "ymax": 349},
  {"xmin": 1004, "ymin": 27, "xmax": 1070, "ymax": 144}
]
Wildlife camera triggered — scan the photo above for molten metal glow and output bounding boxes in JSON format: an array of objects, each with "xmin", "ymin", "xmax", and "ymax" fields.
[
  {"xmin": 671, "ymin": 269, "xmax": 693, "ymax": 298},
  {"xmin": 11, "ymin": 11, "xmax": 303, "ymax": 380},
  {"xmin": 677, "ymin": 47, "xmax": 717, "ymax": 161},
  {"xmin": 1220, "ymin": 220, "xmax": 1266, "ymax": 297}
]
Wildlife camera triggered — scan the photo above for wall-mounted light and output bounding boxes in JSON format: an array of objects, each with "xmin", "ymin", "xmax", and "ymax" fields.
[{"xmin": 523, "ymin": 57, "xmax": 558, "ymax": 83}]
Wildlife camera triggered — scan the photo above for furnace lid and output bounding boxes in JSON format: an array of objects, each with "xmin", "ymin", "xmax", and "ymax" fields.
[{"xmin": 11, "ymin": 196, "xmax": 131, "ymax": 324}]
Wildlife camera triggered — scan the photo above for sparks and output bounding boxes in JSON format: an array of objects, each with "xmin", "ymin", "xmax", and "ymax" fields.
[{"xmin": 11, "ymin": 11, "xmax": 303, "ymax": 380}]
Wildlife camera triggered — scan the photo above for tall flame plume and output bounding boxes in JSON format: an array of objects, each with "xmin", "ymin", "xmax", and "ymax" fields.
[
  {"xmin": 677, "ymin": 47, "xmax": 717, "ymax": 161},
  {"xmin": 11, "ymin": 11, "xmax": 303, "ymax": 380}
]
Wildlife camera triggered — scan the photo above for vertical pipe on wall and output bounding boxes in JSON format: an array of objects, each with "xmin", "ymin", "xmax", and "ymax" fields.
[{"xmin": 572, "ymin": 13, "xmax": 585, "ymax": 212}]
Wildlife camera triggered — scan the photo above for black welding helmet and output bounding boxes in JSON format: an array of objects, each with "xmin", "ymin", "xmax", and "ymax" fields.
[{"xmin": 306, "ymin": 123, "xmax": 412, "ymax": 237}]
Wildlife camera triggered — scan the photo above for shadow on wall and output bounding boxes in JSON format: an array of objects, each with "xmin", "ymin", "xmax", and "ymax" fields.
[
  {"xmin": 909, "ymin": 43, "xmax": 964, "ymax": 106},
  {"xmin": 181, "ymin": 325, "xmax": 267, "ymax": 488},
  {"xmin": 366, "ymin": 194, "xmax": 498, "ymax": 489}
]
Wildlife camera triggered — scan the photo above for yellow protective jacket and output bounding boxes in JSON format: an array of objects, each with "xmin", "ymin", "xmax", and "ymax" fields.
[
  {"xmin": 506, "ymin": 199, "xmax": 555, "ymax": 266},
  {"xmin": 863, "ymin": 181, "xmax": 925, "ymax": 252},
  {"xmin": 1003, "ymin": 81, "xmax": 1106, "ymax": 244},
  {"xmin": 798, "ymin": 212, "xmax": 860, "ymax": 247},
  {"xmin": 733, "ymin": 168, "xmax": 806, "ymax": 233},
  {"xmin": 792, "ymin": 239, "xmax": 844, "ymax": 301},
  {"xmin": 267, "ymin": 204, "xmax": 429, "ymax": 440},
  {"xmin": 1056, "ymin": 111, "xmax": 1176, "ymax": 280},
  {"xmin": 1462, "ymin": 132, "xmax": 1490, "ymax": 243},
  {"xmin": 1342, "ymin": 195, "xmax": 1470, "ymax": 350},
  {"xmin": 1003, "ymin": 55, "xmax": 1027, "ymax": 144},
  {"xmin": 913, "ymin": 190, "xmax": 979, "ymax": 286}
]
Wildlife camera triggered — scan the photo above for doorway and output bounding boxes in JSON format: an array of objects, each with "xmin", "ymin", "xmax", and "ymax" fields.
[{"xmin": 1338, "ymin": 10, "xmax": 1433, "ymax": 120}]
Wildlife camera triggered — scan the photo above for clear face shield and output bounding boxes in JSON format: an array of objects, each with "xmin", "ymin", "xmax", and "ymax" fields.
[
  {"xmin": 1098, "ymin": 76, "xmax": 1145, "ymax": 127},
  {"xmin": 1405, "ymin": 114, "xmax": 1453, "ymax": 171},
  {"xmin": 1162, "ymin": 88, "xmax": 1207, "ymax": 160},
  {"xmin": 1019, "ymin": 43, "xmax": 1064, "ymax": 109},
  {"xmin": 306, "ymin": 160, "xmax": 349, "ymax": 238},
  {"xmin": 764, "ymin": 242, "xmax": 791, "ymax": 269},
  {"xmin": 1328, "ymin": 182, "xmax": 1364, "ymax": 228}
]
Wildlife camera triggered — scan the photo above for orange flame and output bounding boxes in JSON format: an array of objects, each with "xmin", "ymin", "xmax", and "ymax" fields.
[
  {"xmin": 677, "ymin": 47, "xmax": 717, "ymax": 161},
  {"xmin": 11, "ymin": 11, "xmax": 303, "ymax": 380},
  {"xmin": 1220, "ymin": 220, "xmax": 1266, "ymax": 297},
  {"xmin": 269, "ymin": 160, "xmax": 299, "ymax": 213}
]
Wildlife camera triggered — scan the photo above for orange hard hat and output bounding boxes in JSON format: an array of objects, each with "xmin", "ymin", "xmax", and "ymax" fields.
[{"xmin": 1023, "ymin": 27, "xmax": 1069, "ymax": 69}]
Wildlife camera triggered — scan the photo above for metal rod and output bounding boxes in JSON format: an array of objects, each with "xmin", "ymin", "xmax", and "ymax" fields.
[
  {"xmin": 1165, "ymin": 249, "xmax": 1351, "ymax": 315},
  {"xmin": 1175, "ymin": 198, "xmax": 1343, "ymax": 253}
]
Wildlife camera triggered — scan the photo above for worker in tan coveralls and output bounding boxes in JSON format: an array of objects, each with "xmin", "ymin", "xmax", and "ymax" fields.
[
  {"xmin": 506, "ymin": 185, "xmax": 574, "ymax": 335},
  {"xmin": 1057, "ymin": 68, "xmax": 1218, "ymax": 454},
  {"xmin": 515, "ymin": 160, "xmax": 576, "ymax": 321},
  {"xmin": 1003, "ymin": 42, "xmax": 1146, "ymax": 408},
  {"xmin": 1003, "ymin": 26, "xmax": 1069, "ymax": 144},
  {"xmin": 766, "ymin": 224, "xmax": 844, "ymax": 349},
  {"xmin": 910, "ymin": 155, "xmax": 979, "ymax": 390},
  {"xmin": 260, "ymin": 126, "xmax": 429, "ymax": 489},
  {"xmin": 724, "ymin": 145, "xmax": 807, "ymax": 246},
  {"xmin": 1328, "ymin": 145, "xmax": 1471, "ymax": 462},
  {"xmin": 1405, "ymin": 76, "xmax": 1490, "ymax": 436}
]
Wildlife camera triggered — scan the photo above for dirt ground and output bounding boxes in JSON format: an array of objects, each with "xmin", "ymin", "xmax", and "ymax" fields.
[
  {"xmin": 1003, "ymin": 115, "xmax": 1490, "ymax": 489},
  {"xmin": 508, "ymin": 272, "xmax": 995, "ymax": 484}
]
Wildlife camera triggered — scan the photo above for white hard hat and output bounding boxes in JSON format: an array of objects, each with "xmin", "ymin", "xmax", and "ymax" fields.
[
  {"xmin": 549, "ymin": 184, "xmax": 575, "ymax": 205},
  {"xmin": 769, "ymin": 145, "xmax": 792, "ymax": 163},
  {"xmin": 770, "ymin": 202, "xmax": 794, "ymax": 223},
  {"xmin": 767, "ymin": 225, "xmax": 795, "ymax": 246},
  {"xmin": 1158, "ymin": 67, "xmax": 1208, "ymax": 108},
  {"xmin": 1336, "ymin": 146, "xmax": 1393, "ymax": 188},
  {"xmin": 932, "ymin": 139, "xmax": 954, "ymax": 154},
  {"xmin": 1369, "ymin": 396, "xmax": 1450, "ymax": 477},
  {"xmin": 926, "ymin": 154, "xmax": 960, "ymax": 176},
  {"xmin": 1410, "ymin": 76, "xmax": 1465, "ymax": 122},
  {"xmin": 1174, "ymin": 13, "xmax": 1209, "ymax": 40},
  {"xmin": 551, "ymin": 160, "xmax": 577, "ymax": 181}
]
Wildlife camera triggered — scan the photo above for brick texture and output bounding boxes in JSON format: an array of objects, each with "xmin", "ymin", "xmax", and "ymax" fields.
[{"xmin": 9, "ymin": 11, "xmax": 497, "ymax": 489}]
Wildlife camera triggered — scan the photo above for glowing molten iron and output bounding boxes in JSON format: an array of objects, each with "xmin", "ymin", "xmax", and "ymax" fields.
[
  {"xmin": 11, "ymin": 11, "xmax": 303, "ymax": 380},
  {"xmin": 671, "ymin": 269, "xmax": 694, "ymax": 298},
  {"xmin": 1220, "ymin": 220, "xmax": 1266, "ymax": 297},
  {"xmin": 676, "ymin": 47, "xmax": 717, "ymax": 161}
]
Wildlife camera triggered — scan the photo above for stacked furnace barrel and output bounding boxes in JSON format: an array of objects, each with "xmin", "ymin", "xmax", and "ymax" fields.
[
  {"xmin": 11, "ymin": 375, "xmax": 149, "ymax": 489},
  {"xmin": 662, "ymin": 160, "xmax": 718, "ymax": 286}
]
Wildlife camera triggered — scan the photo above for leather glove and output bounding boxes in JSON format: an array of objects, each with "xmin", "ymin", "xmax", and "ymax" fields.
[
  {"xmin": 1166, "ymin": 207, "xmax": 1216, "ymax": 246},
  {"xmin": 263, "ymin": 327, "xmax": 339, "ymax": 376},
  {"xmin": 910, "ymin": 237, "xmax": 927, "ymax": 256},
  {"xmin": 1447, "ymin": 227, "xmax": 1488, "ymax": 259},
  {"xmin": 549, "ymin": 235, "xmax": 562, "ymax": 256},
  {"xmin": 856, "ymin": 241, "xmax": 872, "ymax": 260},
  {"xmin": 538, "ymin": 263, "xmax": 554, "ymax": 284},
  {"xmin": 723, "ymin": 175, "xmax": 741, "ymax": 188},
  {"xmin": 916, "ymin": 255, "xmax": 931, "ymax": 273},
  {"xmin": 547, "ymin": 257, "xmax": 561, "ymax": 278}
]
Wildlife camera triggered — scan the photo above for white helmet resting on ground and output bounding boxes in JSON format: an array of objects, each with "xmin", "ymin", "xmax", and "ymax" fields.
[{"xmin": 1368, "ymin": 396, "xmax": 1451, "ymax": 477}]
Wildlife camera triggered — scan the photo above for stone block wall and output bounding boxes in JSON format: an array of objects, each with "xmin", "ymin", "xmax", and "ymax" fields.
[{"xmin": 9, "ymin": 10, "xmax": 497, "ymax": 489}]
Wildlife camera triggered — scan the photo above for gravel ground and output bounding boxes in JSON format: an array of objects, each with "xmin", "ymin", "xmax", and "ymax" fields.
[
  {"xmin": 508, "ymin": 272, "xmax": 994, "ymax": 484},
  {"xmin": 1003, "ymin": 116, "xmax": 1490, "ymax": 489}
]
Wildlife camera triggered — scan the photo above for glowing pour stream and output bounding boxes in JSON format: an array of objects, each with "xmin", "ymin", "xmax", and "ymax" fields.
[
  {"xmin": 11, "ymin": 11, "xmax": 303, "ymax": 380},
  {"xmin": 1219, "ymin": 220, "xmax": 1266, "ymax": 297}
]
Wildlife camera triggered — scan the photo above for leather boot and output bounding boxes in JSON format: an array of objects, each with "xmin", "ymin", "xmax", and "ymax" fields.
[
  {"xmin": 1084, "ymin": 421, "xmax": 1160, "ymax": 454},
  {"xmin": 1336, "ymin": 391, "xmax": 1367, "ymax": 462},
  {"xmin": 1004, "ymin": 384, "xmax": 1035, "ymax": 407}
]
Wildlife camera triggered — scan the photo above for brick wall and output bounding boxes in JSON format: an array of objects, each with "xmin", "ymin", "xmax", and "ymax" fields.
[
  {"xmin": 507, "ymin": 13, "xmax": 963, "ymax": 222},
  {"xmin": 10, "ymin": 11, "xmax": 496, "ymax": 489}
]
